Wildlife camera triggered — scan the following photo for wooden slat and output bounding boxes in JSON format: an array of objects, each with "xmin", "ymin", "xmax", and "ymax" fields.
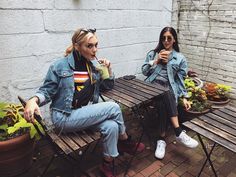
[
  {"xmin": 59, "ymin": 134, "xmax": 81, "ymax": 151},
  {"xmin": 225, "ymin": 105, "xmax": 236, "ymax": 113},
  {"xmin": 102, "ymin": 91, "xmax": 135, "ymax": 108},
  {"xmin": 114, "ymin": 82, "xmax": 153, "ymax": 99},
  {"xmin": 132, "ymin": 78, "xmax": 167, "ymax": 92},
  {"xmin": 114, "ymin": 82, "xmax": 150, "ymax": 100},
  {"xmin": 212, "ymin": 109, "xmax": 236, "ymax": 124},
  {"xmin": 218, "ymin": 107, "xmax": 236, "ymax": 118},
  {"xmin": 47, "ymin": 131, "xmax": 73, "ymax": 154},
  {"xmin": 183, "ymin": 121, "xmax": 236, "ymax": 153},
  {"xmin": 190, "ymin": 119, "xmax": 236, "ymax": 145},
  {"xmin": 116, "ymin": 78, "xmax": 158, "ymax": 94},
  {"xmin": 69, "ymin": 132, "xmax": 88, "ymax": 147},
  {"xmin": 119, "ymin": 78, "xmax": 165, "ymax": 93},
  {"xmin": 198, "ymin": 115, "xmax": 236, "ymax": 136},
  {"xmin": 106, "ymin": 87, "xmax": 142, "ymax": 105},
  {"xmin": 203, "ymin": 113, "xmax": 236, "ymax": 130},
  {"xmin": 86, "ymin": 130, "xmax": 101, "ymax": 140},
  {"xmin": 115, "ymin": 79, "xmax": 160, "ymax": 96},
  {"xmin": 78, "ymin": 131, "xmax": 94, "ymax": 144}
]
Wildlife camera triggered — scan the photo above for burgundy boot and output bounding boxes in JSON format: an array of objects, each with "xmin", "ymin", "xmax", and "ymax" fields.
[
  {"xmin": 100, "ymin": 159, "xmax": 115, "ymax": 177},
  {"xmin": 118, "ymin": 136, "xmax": 145, "ymax": 155}
]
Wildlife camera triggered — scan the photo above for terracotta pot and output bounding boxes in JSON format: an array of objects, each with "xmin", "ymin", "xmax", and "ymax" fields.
[
  {"xmin": 208, "ymin": 98, "xmax": 230, "ymax": 109},
  {"xmin": 0, "ymin": 133, "xmax": 35, "ymax": 177},
  {"xmin": 185, "ymin": 108, "xmax": 211, "ymax": 115},
  {"xmin": 192, "ymin": 77, "xmax": 204, "ymax": 89},
  {"xmin": 178, "ymin": 106, "xmax": 210, "ymax": 123}
]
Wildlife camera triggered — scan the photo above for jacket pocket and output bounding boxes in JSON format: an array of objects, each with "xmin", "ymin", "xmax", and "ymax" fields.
[
  {"xmin": 171, "ymin": 64, "xmax": 180, "ymax": 76},
  {"xmin": 58, "ymin": 70, "xmax": 74, "ymax": 88}
]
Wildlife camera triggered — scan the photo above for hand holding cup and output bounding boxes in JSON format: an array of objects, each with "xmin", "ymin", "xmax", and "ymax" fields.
[
  {"xmin": 157, "ymin": 50, "xmax": 172, "ymax": 65},
  {"xmin": 93, "ymin": 58, "xmax": 111, "ymax": 80}
]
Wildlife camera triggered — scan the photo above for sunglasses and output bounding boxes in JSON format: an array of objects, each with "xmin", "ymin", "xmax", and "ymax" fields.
[
  {"xmin": 161, "ymin": 35, "xmax": 173, "ymax": 42},
  {"xmin": 81, "ymin": 28, "xmax": 96, "ymax": 34}
]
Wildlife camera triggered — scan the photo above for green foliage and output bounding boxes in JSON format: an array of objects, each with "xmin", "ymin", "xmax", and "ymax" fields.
[
  {"xmin": 0, "ymin": 102, "xmax": 44, "ymax": 141},
  {"xmin": 184, "ymin": 77, "xmax": 196, "ymax": 89},
  {"xmin": 181, "ymin": 77, "xmax": 211, "ymax": 112},
  {"xmin": 203, "ymin": 82, "xmax": 232, "ymax": 101}
]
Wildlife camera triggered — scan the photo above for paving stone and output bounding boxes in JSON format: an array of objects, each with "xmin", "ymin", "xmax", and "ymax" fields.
[
  {"xmin": 16, "ymin": 128, "xmax": 236, "ymax": 177},
  {"xmin": 140, "ymin": 161, "xmax": 163, "ymax": 176},
  {"xmin": 159, "ymin": 162, "xmax": 177, "ymax": 176},
  {"xmin": 166, "ymin": 172, "xmax": 179, "ymax": 177},
  {"xmin": 173, "ymin": 161, "xmax": 190, "ymax": 176},
  {"xmin": 181, "ymin": 172, "xmax": 194, "ymax": 177}
]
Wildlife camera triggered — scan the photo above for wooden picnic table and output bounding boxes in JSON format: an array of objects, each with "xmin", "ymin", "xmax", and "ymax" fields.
[{"xmin": 183, "ymin": 105, "xmax": 236, "ymax": 177}]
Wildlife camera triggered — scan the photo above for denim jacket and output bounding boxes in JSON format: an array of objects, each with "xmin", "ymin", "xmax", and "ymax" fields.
[
  {"xmin": 142, "ymin": 50, "xmax": 188, "ymax": 102},
  {"xmin": 35, "ymin": 53, "xmax": 114, "ymax": 114}
]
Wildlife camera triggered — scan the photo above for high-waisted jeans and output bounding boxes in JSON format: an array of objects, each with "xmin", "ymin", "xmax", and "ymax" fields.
[{"xmin": 51, "ymin": 102, "xmax": 126, "ymax": 158}]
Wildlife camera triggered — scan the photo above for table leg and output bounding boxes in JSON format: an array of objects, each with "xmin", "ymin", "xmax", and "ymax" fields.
[
  {"xmin": 197, "ymin": 134, "xmax": 218, "ymax": 177},
  {"xmin": 123, "ymin": 106, "xmax": 145, "ymax": 176}
]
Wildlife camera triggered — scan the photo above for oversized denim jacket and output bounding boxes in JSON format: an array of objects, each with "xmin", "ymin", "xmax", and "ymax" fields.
[
  {"xmin": 142, "ymin": 50, "xmax": 188, "ymax": 102},
  {"xmin": 35, "ymin": 53, "xmax": 114, "ymax": 114}
]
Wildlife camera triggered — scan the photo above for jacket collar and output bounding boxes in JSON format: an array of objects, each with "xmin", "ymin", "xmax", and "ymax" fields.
[
  {"xmin": 172, "ymin": 50, "xmax": 177, "ymax": 60},
  {"xmin": 67, "ymin": 52, "xmax": 75, "ymax": 70}
]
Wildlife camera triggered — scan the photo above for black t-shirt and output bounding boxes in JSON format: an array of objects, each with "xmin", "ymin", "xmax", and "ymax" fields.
[{"xmin": 72, "ymin": 51, "xmax": 94, "ymax": 108}]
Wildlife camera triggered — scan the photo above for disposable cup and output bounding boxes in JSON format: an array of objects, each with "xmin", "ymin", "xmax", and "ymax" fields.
[{"xmin": 96, "ymin": 65, "xmax": 110, "ymax": 80}]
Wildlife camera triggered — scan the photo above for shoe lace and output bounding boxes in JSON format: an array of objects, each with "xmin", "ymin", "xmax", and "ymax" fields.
[
  {"xmin": 157, "ymin": 141, "xmax": 165, "ymax": 150},
  {"xmin": 180, "ymin": 131, "xmax": 191, "ymax": 143}
]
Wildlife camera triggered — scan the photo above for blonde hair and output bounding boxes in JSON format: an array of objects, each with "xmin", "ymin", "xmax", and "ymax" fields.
[{"xmin": 65, "ymin": 28, "xmax": 96, "ymax": 56}]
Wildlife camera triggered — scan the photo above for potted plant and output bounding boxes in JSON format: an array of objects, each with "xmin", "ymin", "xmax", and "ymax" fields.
[
  {"xmin": 178, "ymin": 77, "xmax": 211, "ymax": 122},
  {"xmin": 203, "ymin": 82, "xmax": 231, "ymax": 108},
  {"xmin": 0, "ymin": 102, "xmax": 44, "ymax": 177}
]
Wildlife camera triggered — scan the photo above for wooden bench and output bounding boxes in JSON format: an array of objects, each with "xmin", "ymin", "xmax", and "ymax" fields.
[
  {"xmin": 183, "ymin": 105, "xmax": 236, "ymax": 177},
  {"xmin": 18, "ymin": 96, "xmax": 101, "ymax": 177}
]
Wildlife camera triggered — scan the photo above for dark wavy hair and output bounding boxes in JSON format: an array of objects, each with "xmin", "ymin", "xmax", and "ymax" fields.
[{"xmin": 154, "ymin": 27, "xmax": 180, "ymax": 53}]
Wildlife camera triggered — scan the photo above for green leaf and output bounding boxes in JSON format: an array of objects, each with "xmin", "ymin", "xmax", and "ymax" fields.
[
  {"xmin": 0, "ymin": 124, "xmax": 8, "ymax": 130},
  {"xmin": 7, "ymin": 118, "xmax": 31, "ymax": 134}
]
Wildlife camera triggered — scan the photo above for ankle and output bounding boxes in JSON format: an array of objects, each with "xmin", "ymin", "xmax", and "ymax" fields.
[
  {"xmin": 103, "ymin": 157, "xmax": 113, "ymax": 163},
  {"xmin": 174, "ymin": 127, "xmax": 183, "ymax": 137},
  {"xmin": 157, "ymin": 136, "xmax": 165, "ymax": 141},
  {"xmin": 118, "ymin": 135, "xmax": 131, "ymax": 142},
  {"xmin": 119, "ymin": 133, "xmax": 129, "ymax": 140}
]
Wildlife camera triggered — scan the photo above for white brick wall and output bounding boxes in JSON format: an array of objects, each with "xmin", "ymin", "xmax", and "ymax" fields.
[
  {"xmin": 0, "ymin": 0, "xmax": 172, "ymax": 102},
  {"xmin": 172, "ymin": 0, "xmax": 236, "ymax": 102}
]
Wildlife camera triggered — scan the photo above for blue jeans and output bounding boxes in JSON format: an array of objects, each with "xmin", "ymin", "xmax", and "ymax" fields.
[{"xmin": 51, "ymin": 102, "xmax": 126, "ymax": 157}]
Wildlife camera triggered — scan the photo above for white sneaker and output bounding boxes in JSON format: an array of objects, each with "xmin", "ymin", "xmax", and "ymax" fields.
[
  {"xmin": 176, "ymin": 130, "xmax": 199, "ymax": 148},
  {"xmin": 155, "ymin": 140, "xmax": 166, "ymax": 159}
]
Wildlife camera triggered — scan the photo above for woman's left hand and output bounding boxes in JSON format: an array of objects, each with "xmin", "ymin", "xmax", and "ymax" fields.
[{"xmin": 183, "ymin": 98, "xmax": 191, "ymax": 111}]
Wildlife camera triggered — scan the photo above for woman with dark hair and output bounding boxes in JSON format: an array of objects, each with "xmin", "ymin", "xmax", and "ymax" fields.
[
  {"xmin": 142, "ymin": 27, "xmax": 198, "ymax": 159},
  {"xmin": 24, "ymin": 28, "xmax": 145, "ymax": 177}
]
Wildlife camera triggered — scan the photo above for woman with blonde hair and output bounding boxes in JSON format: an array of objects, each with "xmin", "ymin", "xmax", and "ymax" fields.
[{"xmin": 24, "ymin": 28, "xmax": 144, "ymax": 177}]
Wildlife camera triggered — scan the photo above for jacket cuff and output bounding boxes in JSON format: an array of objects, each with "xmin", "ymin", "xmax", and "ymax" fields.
[{"xmin": 35, "ymin": 93, "xmax": 46, "ymax": 105}]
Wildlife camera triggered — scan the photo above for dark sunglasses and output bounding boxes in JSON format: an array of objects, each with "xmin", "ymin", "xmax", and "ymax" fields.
[
  {"xmin": 161, "ymin": 35, "xmax": 173, "ymax": 42},
  {"xmin": 81, "ymin": 28, "xmax": 96, "ymax": 34}
]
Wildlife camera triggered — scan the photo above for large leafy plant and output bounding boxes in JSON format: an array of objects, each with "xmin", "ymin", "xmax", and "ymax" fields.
[
  {"xmin": 0, "ymin": 102, "xmax": 44, "ymax": 141},
  {"xmin": 180, "ymin": 77, "xmax": 211, "ymax": 112}
]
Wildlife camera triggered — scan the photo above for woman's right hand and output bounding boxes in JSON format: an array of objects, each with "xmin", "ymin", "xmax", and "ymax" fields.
[
  {"xmin": 24, "ymin": 97, "xmax": 41, "ymax": 123},
  {"xmin": 156, "ymin": 50, "xmax": 171, "ymax": 65}
]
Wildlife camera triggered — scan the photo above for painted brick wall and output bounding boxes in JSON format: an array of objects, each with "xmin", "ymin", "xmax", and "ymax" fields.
[
  {"xmin": 0, "ymin": 0, "xmax": 172, "ymax": 103},
  {"xmin": 172, "ymin": 0, "xmax": 236, "ymax": 102}
]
